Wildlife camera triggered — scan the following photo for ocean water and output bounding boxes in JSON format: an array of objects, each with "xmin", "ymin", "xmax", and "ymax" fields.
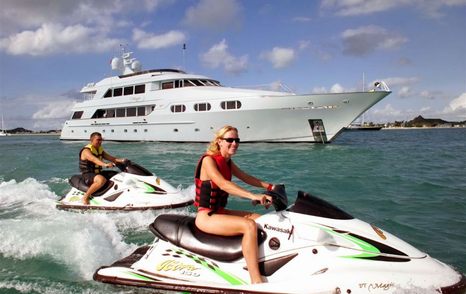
[{"xmin": 0, "ymin": 128, "xmax": 465, "ymax": 293}]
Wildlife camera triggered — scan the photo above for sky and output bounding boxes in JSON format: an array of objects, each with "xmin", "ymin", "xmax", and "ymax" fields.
[{"xmin": 0, "ymin": 0, "xmax": 465, "ymax": 130}]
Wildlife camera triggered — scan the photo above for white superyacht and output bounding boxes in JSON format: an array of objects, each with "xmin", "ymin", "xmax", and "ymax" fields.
[{"xmin": 60, "ymin": 51, "xmax": 391, "ymax": 143}]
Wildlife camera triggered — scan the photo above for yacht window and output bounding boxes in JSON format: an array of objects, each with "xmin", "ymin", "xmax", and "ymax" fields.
[
  {"xmin": 104, "ymin": 89, "xmax": 112, "ymax": 98},
  {"xmin": 137, "ymin": 107, "xmax": 145, "ymax": 116},
  {"xmin": 221, "ymin": 100, "xmax": 242, "ymax": 110},
  {"xmin": 162, "ymin": 81, "xmax": 174, "ymax": 89},
  {"xmin": 127, "ymin": 107, "xmax": 136, "ymax": 117},
  {"xmin": 72, "ymin": 111, "xmax": 83, "ymax": 119},
  {"xmin": 135, "ymin": 84, "xmax": 145, "ymax": 94},
  {"xmin": 113, "ymin": 88, "xmax": 123, "ymax": 97},
  {"xmin": 116, "ymin": 108, "xmax": 125, "ymax": 117},
  {"xmin": 106, "ymin": 109, "xmax": 115, "ymax": 118},
  {"xmin": 92, "ymin": 109, "xmax": 105, "ymax": 119},
  {"xmin": 170, "ymin": 104, "xmax": 186, "ymax": 113},
  {"xmin": 184, "ymin": 80, "xmax": 196, "ymax": 87},
  {"xmin": 193, "ymin": 80, "xmax": 203, "ymax": 86},
  {"xmin": 175, "ymin": 80, "xmax": 182, "ymax": 88},
  {"xmin": 146, "ymin": 105, "xmax": 155, "ymax": 115},
  {"xmin": 194, "ymin": 103, "xmax": 211, "ymax": 112},
  {"xmin": 124, "ymin": 86, "xmax": 134, "ymax": 95}
]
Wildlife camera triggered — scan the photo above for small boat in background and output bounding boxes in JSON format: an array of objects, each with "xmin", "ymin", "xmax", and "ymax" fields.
[{"xmin": 0, "ymin": 113, "xmax": 10, "ymax": 136}]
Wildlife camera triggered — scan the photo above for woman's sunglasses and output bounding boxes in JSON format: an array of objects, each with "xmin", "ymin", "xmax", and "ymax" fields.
[{"xmin": 222, "ymin": 137, "xmax": 241, "ymax": 143}]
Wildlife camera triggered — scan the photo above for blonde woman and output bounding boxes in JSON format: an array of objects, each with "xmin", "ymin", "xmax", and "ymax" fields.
[{"xmin": 194, "ymin": 126, "xmax": 274, "ymax": 284}]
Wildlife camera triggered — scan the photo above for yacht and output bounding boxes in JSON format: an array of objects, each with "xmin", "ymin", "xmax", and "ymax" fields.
[{"xmin": 60, "ymin": 51, "xmax": 391, "ymax": 143}]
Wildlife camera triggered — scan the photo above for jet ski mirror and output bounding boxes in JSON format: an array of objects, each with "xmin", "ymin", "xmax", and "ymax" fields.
[{"xmin": 265, "ymin": 184, "xmax": 288, "ymax": 212}]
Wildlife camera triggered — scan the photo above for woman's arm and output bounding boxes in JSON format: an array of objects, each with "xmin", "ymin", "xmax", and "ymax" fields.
[
  {"xmin": 231, "ymin": 161, "xmax": 272, "ymax": 190},
  {"xmin": 202, "ymin": 157, "xmax": 265, "ymax": 202}
]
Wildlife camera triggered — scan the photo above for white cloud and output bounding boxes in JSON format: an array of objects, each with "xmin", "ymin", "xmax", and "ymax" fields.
[
  {"xmin": 132, "ymin": 29, "xmax": 186, "ymax": 49},
  {"xmin": 341, "ymin": 25, "xmax": 407, "ymax": 56},
  {"xmin": 321, "ymin": 0, "xmax": 403, "ymax": 16},
  {"xmin": 184, "ymin": 0, "xmax": 242, "ymax": 30},
  {"xmin": 201, "ymin": 39, "xmax": 248, "ymax": 74},
  {"xmin": 311, "ymin": 83, "xmax": 354, "ymax": 93},
  {"xmin": 260, "ymin": 47, "xmax": 296, "ymax": 69},
  {"xmin": 0, "ymin": 23, "xmax": 121, "ymax": 56},
  {"xmin": 443, "ymin": 93, "xmax": 466, "ymax": 119},
  {"xmin": 32, "ymin": 100, "xmax": 76, "ymax": 120},
  {"xmin": 321, "ymin": 0, "xmax": 466, "ymax": 18},
  {"xmin": 0, "ymin": 0, "xmax": 167, "ymax": 35}
]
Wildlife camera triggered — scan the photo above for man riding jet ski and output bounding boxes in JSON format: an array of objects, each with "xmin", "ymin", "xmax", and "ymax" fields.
[
  {"xmin": 93, "ymin": 185, "xmax": 465, "ymax": 293},
  {"xmin": 57, "ymin": 159, "xmax": 193, "ymax": 211}
]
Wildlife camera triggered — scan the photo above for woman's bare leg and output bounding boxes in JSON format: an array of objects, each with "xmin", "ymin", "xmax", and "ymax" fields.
[{"xmin": 195, "ymin": 211, "xmax": 264, "ymax": 283}]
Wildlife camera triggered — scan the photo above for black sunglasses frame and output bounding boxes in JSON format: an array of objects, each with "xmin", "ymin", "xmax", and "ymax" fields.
[{"xmin": 222, "ymin": 137, "xmax": 241, "ymax": 143}]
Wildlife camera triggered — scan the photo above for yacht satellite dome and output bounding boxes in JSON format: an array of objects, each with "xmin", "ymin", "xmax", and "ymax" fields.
[
  {"xmin": 131, "ymin": 60, "xmax": 141, "ymax": 72},
  {"xmin": 111, "ymin": 57, "xmax": 123, "ymax": 71}
]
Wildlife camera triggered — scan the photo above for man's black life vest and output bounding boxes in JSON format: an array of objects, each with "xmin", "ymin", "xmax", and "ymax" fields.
[{"xmin": 79, "ymin": 144, "xmax": 104, "ymax": 174}]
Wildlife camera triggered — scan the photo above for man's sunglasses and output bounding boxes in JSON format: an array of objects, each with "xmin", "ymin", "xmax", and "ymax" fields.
[{"xmin": 222, "ymin": 137, "xmax": 241, "ymax": 143}]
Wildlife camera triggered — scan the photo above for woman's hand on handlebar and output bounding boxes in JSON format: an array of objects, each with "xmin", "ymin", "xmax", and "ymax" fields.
[{"xmin": 252, "ymin": 194, "xmax": 272, "ymax": 209}]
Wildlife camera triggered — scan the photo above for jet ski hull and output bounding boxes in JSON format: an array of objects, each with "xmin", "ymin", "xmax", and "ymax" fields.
[
  {"xmin": 57, "ymin": 162, "xmax": 193, "ymax": 211},
  {"xmin": 93, "ymin": 189, "xmax": 466, "ymax": 293}
]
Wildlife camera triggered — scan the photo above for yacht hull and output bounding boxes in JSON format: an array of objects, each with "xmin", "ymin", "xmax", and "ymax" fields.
[{"xmin": 60, "ymin": 91, "xmax": 390, "ymax": 143}]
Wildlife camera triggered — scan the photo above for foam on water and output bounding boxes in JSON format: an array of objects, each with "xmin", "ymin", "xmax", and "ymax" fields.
[{"xmin": 0, "ymin": 178, "xmax": 141, "ymax": 280}]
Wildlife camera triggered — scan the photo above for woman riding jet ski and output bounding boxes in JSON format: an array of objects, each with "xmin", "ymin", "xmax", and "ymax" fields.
[
  {"xmin": 57, "ymin": 160, "xmax": 193, "ymax": 211},
  {"xmin": 93, "ymin": 185, "xmax": 465, "ymax": 293}
]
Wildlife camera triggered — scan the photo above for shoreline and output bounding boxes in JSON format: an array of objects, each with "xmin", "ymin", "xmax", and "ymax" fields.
[{"xmin": 382, "ymin": 126, "xmax": 466, "ymax": 130}]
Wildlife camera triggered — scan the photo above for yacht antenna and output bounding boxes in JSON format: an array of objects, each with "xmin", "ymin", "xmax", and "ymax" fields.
[
  {"xmin": 182, "ymin": 43, "xmax": 187, "ymax": 71},
  {"xmin": 362, "ymin": 72, "xmax": 365, "ymax": 92}
]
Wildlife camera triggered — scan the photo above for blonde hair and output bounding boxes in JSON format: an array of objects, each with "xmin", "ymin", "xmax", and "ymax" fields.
[{"xmin": 207, "ymin": 125, "xmax": 238, "ymax": 154}]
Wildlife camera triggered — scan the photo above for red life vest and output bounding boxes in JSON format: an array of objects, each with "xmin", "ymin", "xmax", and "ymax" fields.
[{"xmin": 194, "ymin": 154, "xmax": 232, "ymax": 212}]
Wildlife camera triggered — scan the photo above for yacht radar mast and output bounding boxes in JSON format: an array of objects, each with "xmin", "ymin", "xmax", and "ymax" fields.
[{"xmin": 110, "ymin": 49, "xmax": 142, "ymax": 75}]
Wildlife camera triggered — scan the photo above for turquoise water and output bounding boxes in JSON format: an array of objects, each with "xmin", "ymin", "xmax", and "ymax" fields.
[{"xmin": 0, "ymin": 128, "xmax": 465, "ymax": 293}]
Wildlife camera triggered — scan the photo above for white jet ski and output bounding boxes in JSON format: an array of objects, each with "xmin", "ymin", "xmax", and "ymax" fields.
[
  {"xmin": 57, "ymin": 160, "xmax": 193, "ymax": 211},
  {"xmin": 93, "ymin": 185, "xmax": 465, "ymax": 293}
]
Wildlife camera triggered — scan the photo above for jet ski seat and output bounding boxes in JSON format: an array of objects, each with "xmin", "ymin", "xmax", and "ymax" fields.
[
  {"xmin": 150, "ymin": 214, "xmax": 267, "ymax": 262},
  {"xmin": 68, "ymin": 170, "xmax": 118, "ymax": 196}
]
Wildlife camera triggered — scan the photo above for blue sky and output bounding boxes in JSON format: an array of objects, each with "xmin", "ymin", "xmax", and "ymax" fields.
[{"xmin": 0, "ymin": 0, "xmax": 465, "ymax": 130}]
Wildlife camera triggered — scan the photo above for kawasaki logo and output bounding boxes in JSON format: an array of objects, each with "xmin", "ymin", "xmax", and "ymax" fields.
[{"xmin": 264, "ymin": 224, "xmax": 292, "ymax": 234}]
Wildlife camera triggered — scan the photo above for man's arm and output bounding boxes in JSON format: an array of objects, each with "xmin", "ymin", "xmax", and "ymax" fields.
[{"xmin": 82, "ymin": 149, "xmax": 114, "ymax": 168}]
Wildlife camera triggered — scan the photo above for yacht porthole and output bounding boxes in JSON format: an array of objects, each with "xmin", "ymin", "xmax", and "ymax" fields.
[
  {"xmin": 144, "ymin": 129, "xmax": 148, "ymax": 132},
  {"xmin": 111, "ymin": 129, "xmax": 114, "ymax": 133},
  {"xmin": 84, "ymin": 130, "xmax": 87, "ymax": 133},
  {"xmin": 124, "ymin": 129, "xmax": 128, "ymax": 133},
  {"xmin": 134, "ymin": 129, "xmax": 137, "ymax": 133},
  {"xmin": 173, "ymin": 129, "xmax": 179, "ymax": 132},
  {"xmin": 195, "ymin": 128, "xmax": 200, "ymax": 132},
  {"xmin": 102, "ymin": 129, "xmax": 105, "ymax": 133},
  {"xmin": 71, "ymin": 130, "xmax": 74, "ymax": 133}
]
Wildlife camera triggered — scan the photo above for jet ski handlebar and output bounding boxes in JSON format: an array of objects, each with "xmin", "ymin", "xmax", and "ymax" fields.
[
  {"xmin": 115, "ymin": 160, "xmax": 154, "ymax": 176},
  {"xmin": 252, "ymin": 184, "xmax": 288, "ymax": 211}
]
